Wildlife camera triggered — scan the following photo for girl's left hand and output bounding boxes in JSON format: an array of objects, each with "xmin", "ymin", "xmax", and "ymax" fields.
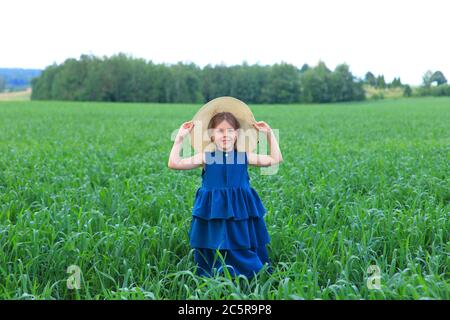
[{"xmin": 253, "ymin": 121, "xmax": 272, "ymax": 133}]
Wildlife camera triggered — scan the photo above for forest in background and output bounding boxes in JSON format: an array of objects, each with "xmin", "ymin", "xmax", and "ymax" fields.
[
  {"xmin": 30, "ymin": 53, "xmax": 365, "ymax": 104},
  {"xmin": 2, "ymin": 53, "xmax": 448, "ymax": 104}
]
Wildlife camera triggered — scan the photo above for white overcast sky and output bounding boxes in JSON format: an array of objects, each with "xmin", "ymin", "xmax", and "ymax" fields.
[{"xmin": 1, "ymin": 0, "xmax": 449, "ymax": 85}]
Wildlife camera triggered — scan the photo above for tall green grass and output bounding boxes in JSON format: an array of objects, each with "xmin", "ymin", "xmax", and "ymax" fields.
[{"xmin": 0, "ymin": 97, "xmax": 448, "ymax": 299}]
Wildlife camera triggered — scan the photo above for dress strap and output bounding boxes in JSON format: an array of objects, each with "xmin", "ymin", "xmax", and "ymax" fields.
[{"xmin": 202, "ymin": 151, "xmax": 209, "ymax": 177}]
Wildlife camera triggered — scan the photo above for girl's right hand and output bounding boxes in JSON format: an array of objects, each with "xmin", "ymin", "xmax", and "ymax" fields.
[{"xmin": 176, "ymin": 120, "xmax": 195, "ymax": 141}]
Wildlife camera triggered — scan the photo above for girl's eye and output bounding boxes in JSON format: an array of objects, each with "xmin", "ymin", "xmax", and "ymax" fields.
[{"xmin": 215, "ymin": 129, "xmax": 235, "ymax": 134}]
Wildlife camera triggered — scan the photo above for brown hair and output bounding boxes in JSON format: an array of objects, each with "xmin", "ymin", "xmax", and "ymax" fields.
[{"xmin": 207, "ymin": 112, "xmax": 241, "ymax": 150}]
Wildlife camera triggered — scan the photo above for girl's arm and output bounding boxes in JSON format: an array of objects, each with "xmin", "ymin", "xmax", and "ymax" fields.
[
  {"xmin": 247, "ymin": 121, "xmax": 283, "ymax": 167},
  {"xmin": 168, "ymin": 120, "xmax": 204, "ymax": 170}
]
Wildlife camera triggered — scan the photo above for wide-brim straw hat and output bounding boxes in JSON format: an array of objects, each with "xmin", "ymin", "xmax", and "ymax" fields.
[{"xmin": 189, "ymin": 96, "xmax": 259, "ymax": 153}]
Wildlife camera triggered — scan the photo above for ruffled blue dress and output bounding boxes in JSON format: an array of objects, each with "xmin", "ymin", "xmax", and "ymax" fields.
[{"xmin": 188, "ymin": 148, "xmax": 272, "ymax": 278}]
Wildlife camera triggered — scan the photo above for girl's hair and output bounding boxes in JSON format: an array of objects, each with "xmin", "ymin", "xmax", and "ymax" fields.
[{"xmin": 208, "ymin": 112, "xmax": 241, "ymax": 150}]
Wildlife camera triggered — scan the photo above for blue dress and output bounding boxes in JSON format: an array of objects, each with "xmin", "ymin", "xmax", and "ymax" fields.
[{"xmin": 188, "ymin": 148, "xmax": 272, "ymax": 278}]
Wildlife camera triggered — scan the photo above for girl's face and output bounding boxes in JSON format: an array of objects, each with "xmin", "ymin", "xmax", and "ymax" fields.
[{"xmin": 210, "ymin": 120, "xmax": 238, "ymax": 151}]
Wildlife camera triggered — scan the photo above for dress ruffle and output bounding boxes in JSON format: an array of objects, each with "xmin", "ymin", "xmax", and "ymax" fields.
[
  {"xmin": 189, "ymin": 150, "xmax": 271, "ymax": 257},
  {"xmin": 189, "ymin": 216, "xmax": 271, "ymax": 250},
  {"xmin": 192, "ymin": 186, "xmax": 267, "ymax": 221},
  {"xmin": 193, "ymin": 246, "xmax": 273, "ymax": 278}
]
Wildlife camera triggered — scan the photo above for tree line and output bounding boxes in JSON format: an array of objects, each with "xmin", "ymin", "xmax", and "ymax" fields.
[
  {"xmin": 363, "ymin": 69, "xmax": 449, "ymax": 98},
  {"xmin": 31, "ymin": 53, "xmax": 367, "ymax": 103},
  {"xmin": 364, "ymin": 72, "xmax": 403, "ymax": 89}
]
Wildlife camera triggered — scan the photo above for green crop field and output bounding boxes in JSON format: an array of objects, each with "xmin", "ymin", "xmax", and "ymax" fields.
[{"xmin": 0, "ymin": 97, "xmax": 448, "ymax": 299}]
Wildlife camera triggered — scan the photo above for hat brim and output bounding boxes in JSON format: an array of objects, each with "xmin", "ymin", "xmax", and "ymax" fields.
[{"xmin": 189, "ymin": 96, "xmax": 259, "ymax": 154}]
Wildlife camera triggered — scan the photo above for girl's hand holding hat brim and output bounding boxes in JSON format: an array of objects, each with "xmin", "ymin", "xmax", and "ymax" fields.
[
  {"xmin": 177, "ymin": 120, "xmax": 195, "ymax": 141},
  {"xmin": 253, "ymin": 121, "xmax": 272, "ymax": 133}
]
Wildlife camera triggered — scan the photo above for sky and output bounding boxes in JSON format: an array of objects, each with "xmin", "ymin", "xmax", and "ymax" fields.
[{"xmin": 1, "ymin": 0, "xmax": 449, "ymax": 85}]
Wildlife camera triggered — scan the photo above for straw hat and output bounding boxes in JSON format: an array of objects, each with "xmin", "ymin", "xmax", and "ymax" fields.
[{"xmin": 189, "ymin": 96, "xmax": 259, "ymax": 153}]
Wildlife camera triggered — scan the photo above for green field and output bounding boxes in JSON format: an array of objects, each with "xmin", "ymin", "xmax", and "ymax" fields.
[{"xmin": 0, "ymin": 97, "xmax": 448, "ymax": 299}]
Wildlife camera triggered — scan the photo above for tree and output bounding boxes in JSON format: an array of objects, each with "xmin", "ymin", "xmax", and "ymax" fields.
[
  {"xmin": 389, "ymin": 77, "xmax": 402, "ymax": 88},
  {"xmin": 403, "ymin": 85, "xmax": 412, "ymax": 97},
  {"xmin": 263, "ymin": 62, "xmax": 301, "ymax": 103},
  {"xmin": 422, "ymin": 70, "xmax": 433, "ymax": 87},
  {"xmin": 376, "ymin": 75, "xmax": 386, "ymax": 89},
  {"xmin": 364, "ymin": 72, "xmax": 377, "ymax": 86},
  {"xmin": 332, "ymin": 64, "xmax": 365, "ymax": 102},
  {"xmin": 300, "ymin": 61, "xmax": 332, "ymax": 103},
  {"xmin": 299, "ymin": 63, "xmax": 310, "ymax": 74},
  {"xmin": 228, "ymin": 63, "xmax": 268, "ymax": 104},
  {"xmin": 201, "ymin": 64, "xmax": 233, "ymax": 102},
  {"xmin": 170, "ymin": 62, "xmax": 203, "ymax": 103},
  {"xmin": 31, "ymin": 63, "xmax": 59, "ymax": 100},
  {"xmin": 430, "ymin": 71, "xmax": 447, "ymax": 86}
]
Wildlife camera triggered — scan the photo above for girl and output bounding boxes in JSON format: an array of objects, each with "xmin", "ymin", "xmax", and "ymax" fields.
[{"xmin": 168, "ymin": 111, "xmax": 283, "ymax": 279}]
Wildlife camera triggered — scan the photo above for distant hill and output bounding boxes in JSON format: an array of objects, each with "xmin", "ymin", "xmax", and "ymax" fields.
[{"xmin": 0, "ymin": 68, "xmax": 42, "ymax": 91}]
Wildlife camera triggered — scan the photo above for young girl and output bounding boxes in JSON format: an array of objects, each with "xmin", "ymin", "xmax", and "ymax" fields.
[{"xmin": 168, "ymin": 111, "xmax": 283, "ymax": 279}]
